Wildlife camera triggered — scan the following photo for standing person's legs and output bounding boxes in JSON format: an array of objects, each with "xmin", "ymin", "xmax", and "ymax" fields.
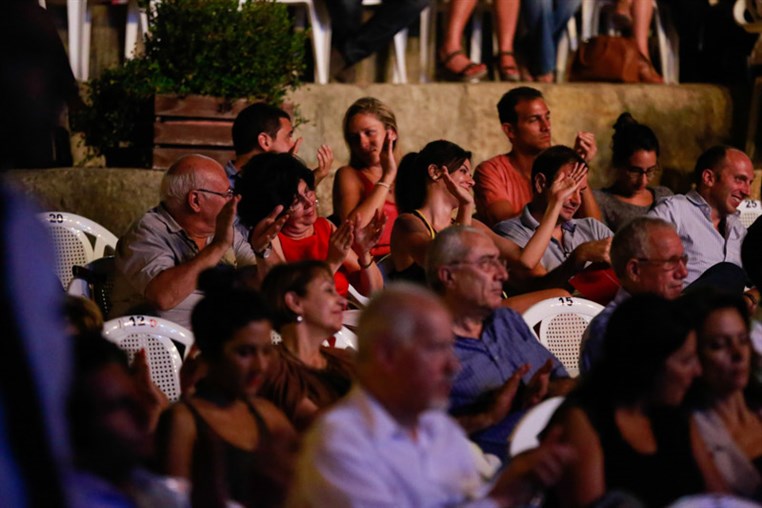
[
  {"xmin": 631, "ymin": 0, "xmax": 654, "ymax": 60},
  {"xmin": 333, "ymin": 0, "xmax": 428, "ymax": 67},
  {"xmin": 493, "ymin": 0, "xmax": 520, "ymax": 81},
  {"xmin": 439, "ymin": 0, "xmax": 488, "ymax": 80},
  {"xmin": 325, "ymin": 0, "xmax": 362, "ymax": 61},
  {"xmin": 521, "ymin": 0, "xmax": 554, "ymax": 80}
]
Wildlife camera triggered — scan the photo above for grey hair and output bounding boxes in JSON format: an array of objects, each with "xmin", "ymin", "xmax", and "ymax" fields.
[
  {"xmin": 610, "ymin": 217, "xmax": 675, "ymax": 278},
  {"xmin": 159, "ymin": 155, "xmax": 214, "ymax": 209},
  {"xmin": 356, "ymin": 283, "xmax": 444, "ymax": 364},
  {"xmin": 425, "ymin": 225, "xmax": 487, "ymax": 294}
]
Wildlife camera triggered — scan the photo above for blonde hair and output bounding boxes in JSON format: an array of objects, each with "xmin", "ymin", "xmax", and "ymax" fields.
[{"xmin": 342, "ymin": 97, "xmax": 398, "ymax": 167}]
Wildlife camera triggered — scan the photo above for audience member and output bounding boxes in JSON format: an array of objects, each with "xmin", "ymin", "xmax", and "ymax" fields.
[
  {"xmin": 593, "ymin": 112, "xmax": 672, "ymax": 231},
  {"xmin": 237, "ymin": 152, "xmax": 384, "ymax": 298},
  {"xmin": 64, "ymin": 295, "xmax": 104, "ymax": 337},
  {"xmin": 612, "ymin": 0, "xmax": 662, "ymax": 81},
  {"xmin": 158, "ymin": 289, "xmax": 296, "ymax": 508},
  {"xmin": 259, "ymin": 261, "xmax": 355, "ymax": 431},
  {"xmin": 742, "ymin": 217, "xmax": 762, "ymax": 353},
  {"xmin": 474, "ymin": 87, "xmax": 600, "ymax": 226},
  {"xmin": 228, "ymin": 103, "xmax": 332, "ymax": 189},
  {"xmin": 580, "ymin": 217, "xmax": 687, "ymax": 372},
  {"xmin": 332, "ymin": 97, "xmax": 399, "ymax": 258},
  {"xmin": 519, "ymin": 0, "xmax": 581, "ymax": 82},
  {"xmin": 685, "ymin": 289, "xmax": 762, "ymax": 501},
  {"xmin": 648, "ymin": 145, "xmax": 754, "ymax": 292},
  {"xmin": 391, "ymin": 139, "xmax": 584, "ymax": 296},
  {"xmin": 494, "ymin": 145, "xmax": 613, "ymax": 290},
  {"xmin": 70, "ymin": 335, "xmax": 186, "ymax": 508},
  {"xmin": 438, "ymin": 0, "xmax": 520, "ymax": 82},
  {"xmin": 290, "ymin": 283, "xmax": 576, "ymax": 507},
  {"xmin": 326, "ymin": 0, "xmax": 428, "ymax": 80},
  {"xmin": 426, "ymin": 225, "xmax": 573, "ymax": 462},
  {"xmin": 546, "ymin": 294, "xmax": 724, "ymax": 507},
  {"xmin": 110, "ymin": 154, "xmax": 260, "ymax": 328}
]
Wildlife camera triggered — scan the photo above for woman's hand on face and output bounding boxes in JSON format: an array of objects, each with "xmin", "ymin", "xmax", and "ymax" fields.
[
  {"xmin": 548, "ymin": 161, "xmax": 587, "ymax": 208},
  {"xmin": 352, "ymin": 210, "xmax": 387, "ymax": 256},
  {"xmin": 441, "ymin": 169, "xmax": 475, "ymax": 207},
  {"xmin": 327, "ymin": 220, "xmax": 354, "ymax": 269},
  {"xmin": 379, "ymin": 130, "xmax": 398, "ymax": 181},
  {"xmin": 249, "ymin": 204, "xmax": 289, "ymax": 252}
]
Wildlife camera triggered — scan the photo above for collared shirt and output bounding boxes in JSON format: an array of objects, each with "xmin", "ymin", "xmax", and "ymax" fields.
[
  {"xmin": 291, "ymin": 386, "xmax": 499, "ymax": 508},
  {"xmin": 110, "ymin": 204, "xmax": 257, "ymax": 328},
  {"xmin": 450, "ymin": 308, "xmax": 568, "ymax": 460},
  {"xmin": 225, "ymin": 159, "xmax": 240, "ymax": 190},
  {"xmin": 494, "ymin": 205, "xmax": 613, "ymax": 270},
  {"xmin": 648, "ymin": 190, "xmax": 747, "ymax": 285},
  {"xmin": 579, "ymin": 288, "xmax": 631, "ymax": 374}
]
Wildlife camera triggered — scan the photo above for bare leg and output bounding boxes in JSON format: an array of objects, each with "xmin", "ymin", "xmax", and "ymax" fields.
[
  {"xmin": 493, "ymin": 0, "xmax": 521, "ymax": 80},
  {"xmin": 439, "ymin": 0, "xmax": 487, "ymax": 78},
  {"xmin": 631, "ymin": 0, "xmax": 653, "ymax": 60}
]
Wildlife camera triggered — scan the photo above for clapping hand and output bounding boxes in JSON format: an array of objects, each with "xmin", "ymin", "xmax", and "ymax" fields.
[
  {"xmin": 352, "ymin": 210, "xmax": 387, "ymax": 257},
  {"xmin": 249, "ymin": 204, "xmax": 289, "ymax": 253},
  {"xmin": 327, "ymin": 220, "xmax": 354, "ymax": 271},
  {"xmin": 573, "ymin": 131, "xmax": 597, "ymax": 162}
]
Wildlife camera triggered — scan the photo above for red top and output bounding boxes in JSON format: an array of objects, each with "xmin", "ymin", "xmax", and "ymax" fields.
[
  {"xmin": 278, "ymin": 217, "xmax": 349, "ymax": 296},
  {"xmin": 474, "ymin": 154, "xmax": 533, "ymax": 227},
  {"xmin": 357, "ymin": 171, "xmax": 399, "ymax": 257}
]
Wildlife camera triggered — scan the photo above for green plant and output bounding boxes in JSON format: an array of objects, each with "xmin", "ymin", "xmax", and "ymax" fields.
[{"xmin": 73, "ymin": 0, "xmax": 306, "ymax": 166}]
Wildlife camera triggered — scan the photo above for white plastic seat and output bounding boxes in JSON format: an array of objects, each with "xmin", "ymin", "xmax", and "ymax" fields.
[
  {"xmin": 38, "ymin": 211, "xmax": 118, "ymax": 289},
  {"xmin": 508, "ymin": 396, "xmax": 565, "ymax": 457},
  {"xmin": 522, "ymin": 296, "xmax": 604, "ymax": 377},
  {"xmin": 580, "ymin": 0, "xmax": 679, "ymax": 83},
  {"xmin": 346, "ymin": 284, "xmax": 370, "ymax": 309},
  {"xmin": 67, "ymin": 255, "xmax": 117, "ymax": 318},
  {"xmin": 275, "ymin": 0, "xmax": 333, "ymax": 84},
  {"xmin": 103, "ymin": 315, "xmax": 195, "ymax": 401},
  {"xmin": 270, "ymin": 326, "xmax": 357, "ymax": 349},
  {"xmin": 738, "ymin": 199, "xmax": 762, "ymax": 228}
]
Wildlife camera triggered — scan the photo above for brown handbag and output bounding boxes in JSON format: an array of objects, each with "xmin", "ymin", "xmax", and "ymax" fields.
[{"xmin": 569, "ymin": 35, "xmax": 643, "ymax": 83}]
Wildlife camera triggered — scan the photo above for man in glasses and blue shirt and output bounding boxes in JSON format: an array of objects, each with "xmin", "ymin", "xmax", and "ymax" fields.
[{"xmin": 111, "ymin": 154, "xmax": 265, "ymax": 328}]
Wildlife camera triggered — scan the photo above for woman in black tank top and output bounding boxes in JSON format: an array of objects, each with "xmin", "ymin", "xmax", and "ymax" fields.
[{"xmin": 158, "ymin": 288, "xmax": 296, "ymax": 508}]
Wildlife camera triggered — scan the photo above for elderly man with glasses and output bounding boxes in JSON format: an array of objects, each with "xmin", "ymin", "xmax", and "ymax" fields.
[
  {"xmin": 579, "ymin": 216, "xmax": 688, "ymax": 373},
  {"xmin": 111, "ymin": 154, "xmax": 269, "ymax": 328},
  {"xmin": 426, "ymin": 225, "xmax": 574, "ymax": 463}
]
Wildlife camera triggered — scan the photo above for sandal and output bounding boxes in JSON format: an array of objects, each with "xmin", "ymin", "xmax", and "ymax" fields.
[
  {"xmin": 496, "ymin": 51, "xmax": 521, "ymax": 82},
  {"xmin": 438, "ymin": 50, "xmax": 488, "ymax": 83}
]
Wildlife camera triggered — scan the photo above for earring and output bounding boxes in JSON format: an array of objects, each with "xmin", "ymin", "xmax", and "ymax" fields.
[{"xmin": 295, "ymin": 315, "xmax": 303, "ymax": 324}]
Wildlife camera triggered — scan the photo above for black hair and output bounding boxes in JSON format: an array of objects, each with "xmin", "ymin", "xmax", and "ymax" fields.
[
  {"xmin": 497, "ymin": 86, "xmax": 544, "ymax": 124},
  {"xmin": 693, "ymin": 145, "xmax": 730, "ymax": 186},
  {"xmin": 236, "ymin": 152, "xmax": 315, "ymax": 229},
  {"xmin": 191, "ymin": 288, "xmax": 271, "ymax": 360},
  {"xmin": 531, "ymin": 145, "xmax": 586, "ymax": 187},
  {"xmin": 260, "ymin": 260, "xmax": 333, "ymax": 330},
  {"xmin": 395, "ymin": 139, "xmax": 472, "ymax": 214},
  {"xmin": 232, "ymin": 102, "xmax": 290, "ymax": 155},
  {"xmin": 742, "ymin": 217, "xmax": 762, "ymax": 289},
  {"xmin": 611, "ymin": 112, "xmax": 660, "ymax": 169}
]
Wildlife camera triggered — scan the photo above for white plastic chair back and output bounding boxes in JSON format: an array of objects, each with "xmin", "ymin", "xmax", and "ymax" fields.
[
  {"xmin": 270, "ymin": 326, "xmax": 357, "ymax": 349},
  {"xmin": 668, "ymin": 494, "xmax": 762, "ymax": 508},
  {"xmin": 39, "ymin": 212, "xmax": 118, "ymax": 289},
  {"xmin": 522, "ymin": 297, "xmax": 604, "ymax": 377},
  {"xmin": 347, "ymin": 284, "xmax": 370, "ymax": 309},
  {"xmin": 67, "ymin": 255, "xmax": 117, "ymax": 318},
  {"xmin": 103, "ymin": 315, "xmax": 194, "ymax": 402},
  {"xmin": 738, "ymin": 199, "xmax": 762, "ymax": 228},
  {"xmin": 508, "ymin": 396, "xmax": 565, "ymax": 457}
]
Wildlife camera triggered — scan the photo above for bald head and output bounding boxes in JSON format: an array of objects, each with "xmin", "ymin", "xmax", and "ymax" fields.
[{"xmin": 160, "ymin": 154, "xmax": 227, "ymax": 211}]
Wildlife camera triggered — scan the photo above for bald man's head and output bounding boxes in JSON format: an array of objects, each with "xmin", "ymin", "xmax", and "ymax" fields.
[{"xmin": 160, "ymin": 154, "xmax": 226, "ymax": 211}]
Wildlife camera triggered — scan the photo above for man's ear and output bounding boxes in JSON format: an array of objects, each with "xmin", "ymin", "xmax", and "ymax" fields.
[
  {"xmin": 187, "ymin": 190, "xmax": 202, "ymax": 212},
  {"xmin": 533, "ymin": 173, "xmax": 547, "ymax": 195},
  {"xmin": 257, "ymin": 132, "xmax": 272, "ymax": 152},
  {"xmin": 501, "ymin": 122, "xmax": 515, "ymax": 142},
  {"xmin": 625, "ymin": 258, "xmax": 641, "ymax": 282},
  {"xmin": 427, "ymin": 163, "xmax": 444, "ymax": 181},
  {"xmin": 438, "ymin": 265, "xmax": 456, "ymax": 289},
  {"xmin": 700, "ymin": 168, "xmax": 718, "ymax": 189}
]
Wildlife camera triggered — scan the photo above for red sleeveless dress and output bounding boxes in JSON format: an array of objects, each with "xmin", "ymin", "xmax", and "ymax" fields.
[
  {"xmin": 356, "ymin": 171, "xmax": 398, "ymax": 257},
  {"xmin": 278, "ymin": 217, "xmax": 349, "ymax": 296}
]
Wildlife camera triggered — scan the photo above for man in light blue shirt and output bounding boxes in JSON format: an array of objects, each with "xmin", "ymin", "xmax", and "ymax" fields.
[{"xmin": 648, "ymin": 145, "xmax": 754, "ymax": 292}]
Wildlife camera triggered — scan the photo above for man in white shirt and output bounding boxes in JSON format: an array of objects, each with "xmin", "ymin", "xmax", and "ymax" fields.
[{"xmin": 290, "ymin": 284, "xmax": 574, "ymax": 508}]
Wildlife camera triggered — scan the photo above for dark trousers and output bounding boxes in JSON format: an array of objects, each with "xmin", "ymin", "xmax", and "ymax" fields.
[{"xmin": 325, "ymin": 0, "xmax": 429, "ymax": 66}]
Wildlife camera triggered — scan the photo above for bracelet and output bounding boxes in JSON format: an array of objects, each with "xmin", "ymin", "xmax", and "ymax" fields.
[
  {"xmin": 376, "ymin": 181, "xmax": 391, "ymax": 190},
  {"xmin": 359, "ymin": 257, "xmax": 375, "ymax": 269}
]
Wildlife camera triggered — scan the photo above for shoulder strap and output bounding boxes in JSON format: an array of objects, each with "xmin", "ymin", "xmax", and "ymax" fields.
[{"xmin": 412, "ymin": 210, "xmax": 436, "ymax": 239}]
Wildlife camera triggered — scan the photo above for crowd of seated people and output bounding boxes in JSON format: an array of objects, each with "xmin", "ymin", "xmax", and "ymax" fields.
[{"xmin": 17, "ymin": 81, "xmax": 762, "ymax": 507}]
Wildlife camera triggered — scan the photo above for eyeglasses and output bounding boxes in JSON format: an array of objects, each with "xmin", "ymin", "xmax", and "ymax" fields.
[
  {"xmin": 637, "ymin": 254, "xmax": 688, "ymax": 271},
  {"xmin": 196, "ymin": 188, "xmax": 234, "ymax": 199},
  {"xmin": 450, "ymin": 256, "xmax": 508, "ymax": 273},
  {"xmin": 291, "ymin": 189, "xmax": 317, "ymax": 208},
  {"xmin": 626, "ymin": 166, "xmax": 659, "ymax": 179}
]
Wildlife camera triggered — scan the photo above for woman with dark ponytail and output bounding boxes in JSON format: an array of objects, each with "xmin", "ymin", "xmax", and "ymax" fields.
[{"xmin": 593, "ymin": 112, "xmax": 672, "ymax": 231}]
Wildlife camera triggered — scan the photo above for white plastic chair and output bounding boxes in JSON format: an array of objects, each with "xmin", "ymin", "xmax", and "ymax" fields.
[
  {"xmin": 508, "ymin": 396, "xmax": 565, "ymax": 457},
  {"xmin": 580, "ymin": 0, "xmax": 679, "ymax": 83},
  {"xmin": 738, "ymin": 199, "xmax": 762, "ymax": 228},
  {"xmin": 38, "ymin": 211, "xmax": 118, "ymax": 289},
  {"xmin": 522, "ymin": 297, "xmax": 604, "ymax": 377},
  {"xmin": 346, "ymin": 284, "xmax": 370, "ymax": 309},
  {"xmin": 270, "ymin": 326, "xmax": 357, "ymax": 349},
  {"xmin": 275, "ymin": 0, "xmax": 333, "ymax": 84},
  {"xmin": 67, "ymin": 255, "xmax": 116, "ymax": 318},
  {"xmin": 103, "ymin": 315, "xmax": 195, "ymax": 401}
]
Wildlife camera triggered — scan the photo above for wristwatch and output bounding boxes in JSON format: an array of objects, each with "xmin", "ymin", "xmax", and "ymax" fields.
[{"xmin": 255, "ymin": 243, "xmax": 272, "ymax": 260}]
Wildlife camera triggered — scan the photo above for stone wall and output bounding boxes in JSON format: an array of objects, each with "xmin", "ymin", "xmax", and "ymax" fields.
[{"xmin": 8, "ymin": 83, "xmax": 739, "ymax": 237}]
